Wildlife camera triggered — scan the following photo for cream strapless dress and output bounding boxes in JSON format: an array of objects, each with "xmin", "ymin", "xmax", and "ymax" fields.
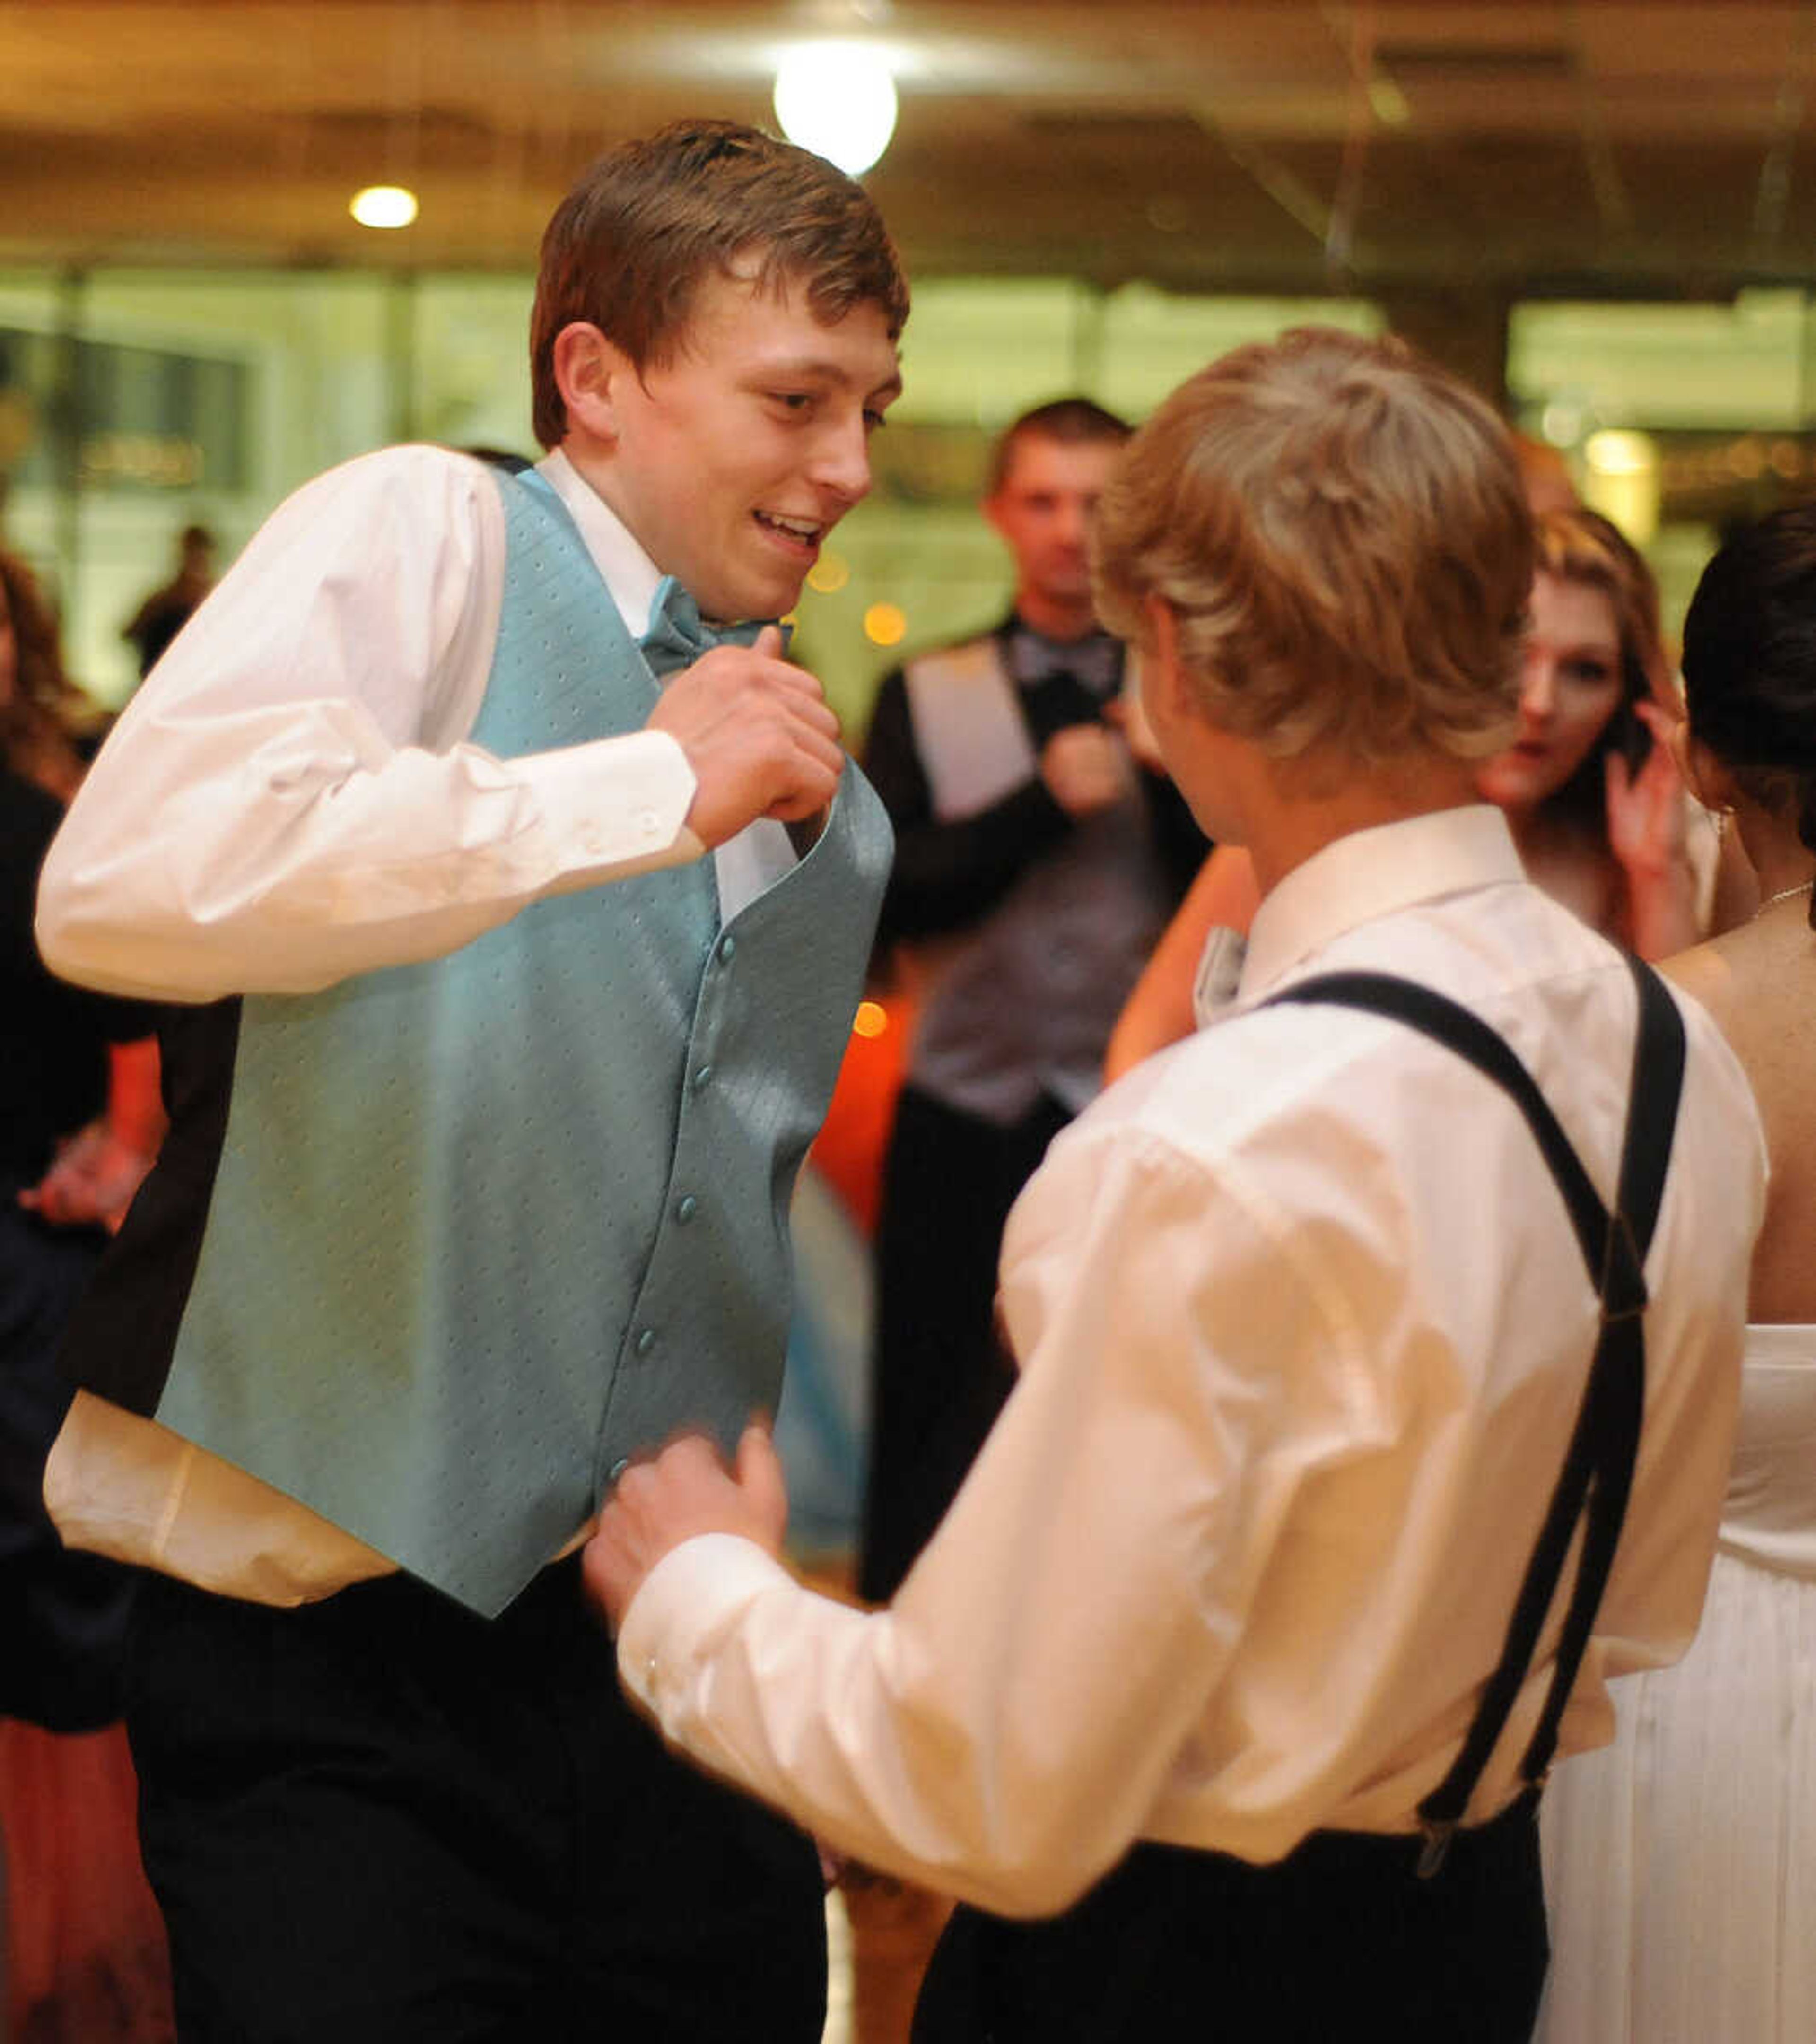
[{"xmin": 1537, "ymin": 1323, "xmax": 1816, "ymax": 2042}]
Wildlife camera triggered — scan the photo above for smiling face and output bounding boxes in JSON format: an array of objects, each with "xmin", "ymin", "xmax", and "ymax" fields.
[
  {"xmin": 567, "ymin": 265, "xmax": 900, "ymax": 625},
  {"xmin": 1476, "ymin": 570, "xmax": 1626, "ymax": 814}
]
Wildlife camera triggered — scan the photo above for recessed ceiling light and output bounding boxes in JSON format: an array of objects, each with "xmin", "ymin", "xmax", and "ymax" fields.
[{"xmin": 350, "ymin": 185, "xmax": 419, "ymax": 230}]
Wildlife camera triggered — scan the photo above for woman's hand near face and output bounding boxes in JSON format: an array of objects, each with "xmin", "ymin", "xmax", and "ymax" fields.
[{"xmin": 1606, "ymin": 699, "xmax": 1700, "ymax": 958}]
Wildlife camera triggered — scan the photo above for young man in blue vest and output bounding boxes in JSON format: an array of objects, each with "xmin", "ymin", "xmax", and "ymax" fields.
[
  {"xmin": 586, "ymin": 329, "xmax": 1764, "ymax": 2039},
  {"xmin": 35, "ymin": 119, "xmax": 908, "ymax": 2040}
]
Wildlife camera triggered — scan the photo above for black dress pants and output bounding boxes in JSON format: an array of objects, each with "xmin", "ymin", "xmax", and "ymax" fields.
[
  {"xmin": 912, "ymin": 1792, "xmax": 1548, "ymax": 2044},
  {"xmin": 126, "ymin": 1556, "xmax": 826, "ymax": 2043},
  {"xmin": 0, "ymin": 1196, "xmax": 138, "ymax": 1729},
  {"xmin": 858, "ymin": 1086, "xmax": 1070, "ymax": 1603}
]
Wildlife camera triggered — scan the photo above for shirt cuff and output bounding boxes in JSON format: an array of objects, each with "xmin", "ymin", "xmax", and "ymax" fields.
[
  {"xmin": 517, "ymin": 727, "xmax": 703, "ymax": 886},
  {"xmin": 617, "ymin": 1532, "xmax": 792, "ymax": 1723}
]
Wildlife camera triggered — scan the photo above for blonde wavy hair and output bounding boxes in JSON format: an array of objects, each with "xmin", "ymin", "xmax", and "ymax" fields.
[{"xmin": 1093, "ymin": 327, "xmax": 1533, "ymax": 765}]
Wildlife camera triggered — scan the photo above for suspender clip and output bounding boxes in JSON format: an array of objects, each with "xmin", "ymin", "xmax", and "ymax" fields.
[{"xmin": 1415, "ymin": 1817, "xmax": 1456, "ymax": 1881}]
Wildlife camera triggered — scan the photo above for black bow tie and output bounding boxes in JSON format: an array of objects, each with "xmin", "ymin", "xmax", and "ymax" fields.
[{"xmin": 1008, "ymin": 629, "xmax": 1122, "ymax": 696}]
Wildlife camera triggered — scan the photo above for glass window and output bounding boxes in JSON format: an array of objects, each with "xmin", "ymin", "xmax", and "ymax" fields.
[
  {"xmin": 1511, "ymin": 292, "xmax": 1816, "ymax": 635},
  {"xmin": 0, "ymin": 266, "xmax": 1383, "ymax": 718}
]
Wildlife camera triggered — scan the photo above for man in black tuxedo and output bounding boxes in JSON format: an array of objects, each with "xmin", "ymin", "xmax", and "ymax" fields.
[{"xmin": 858, "ymin": 398, "xmax": 1202, "ymax": 1601}]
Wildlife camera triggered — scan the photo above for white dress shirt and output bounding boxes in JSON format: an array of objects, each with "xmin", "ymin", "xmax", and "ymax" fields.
[
  {"xmin": 37, "ymin": 444, "xmax": 804, "ymax": 1001},
  {"xmin": 38, "ymin": 442, "xmax": 797, "ymax": 1600},
  {"xmin": 619, "ymin": 804, "xmax": 1764, "ymax": 1917}
]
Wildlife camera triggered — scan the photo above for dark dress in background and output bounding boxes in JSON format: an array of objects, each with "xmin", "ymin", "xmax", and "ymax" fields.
[
  {"xmin": 0, "ymin": 764, "xmax": 174, "ymax": 2044},
  {"xmin": 0, "ymin": 765, "xmax": 155, "ymax": 1727}
]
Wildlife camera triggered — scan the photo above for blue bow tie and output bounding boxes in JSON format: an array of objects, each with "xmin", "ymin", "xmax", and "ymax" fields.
[{"xmin": 639, "ymin": 575, "xmax": 779, "ymax": 678}]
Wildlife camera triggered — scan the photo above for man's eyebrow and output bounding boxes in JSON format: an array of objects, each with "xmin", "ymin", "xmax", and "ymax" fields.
[{"xmin": 759, "ymin": 354, "xmax": 903, "ymax": 400}]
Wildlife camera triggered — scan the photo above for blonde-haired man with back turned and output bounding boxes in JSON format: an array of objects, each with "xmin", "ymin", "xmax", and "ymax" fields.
[{"xmin": 585, "ymin": 329, "xmax": 1764, "ymax": 2041}]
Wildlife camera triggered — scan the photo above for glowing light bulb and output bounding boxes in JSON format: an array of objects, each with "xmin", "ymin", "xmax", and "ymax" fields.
[
  {"xmin": 350, "ymin": 185, "xmax": 419, "ymax": 230},
  {"xmin": 1584, "ymin": 429, "xmax": 1653, "ymax": 478},
  {"xmin": 773, "ymin": 44, "xmax": 898, "ymax": 177}
]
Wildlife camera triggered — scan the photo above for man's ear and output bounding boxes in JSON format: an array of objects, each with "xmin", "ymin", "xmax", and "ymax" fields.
[
  {"xmin": 1142, "ymin": 592, "xmax": 1194, "ymax": 728},
  {"xmin": 551, "ymin": 322, "xmax": 625, "ymax": 444},
  {"xmin": 1138, "ymin": 590, "xmax": 1254, "ymax": 845}
]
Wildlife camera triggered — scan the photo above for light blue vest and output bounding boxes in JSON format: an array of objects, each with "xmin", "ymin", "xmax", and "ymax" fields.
[{"xmin": 154, "ymin": 466, "xmax": 893, "ymax": 1615}]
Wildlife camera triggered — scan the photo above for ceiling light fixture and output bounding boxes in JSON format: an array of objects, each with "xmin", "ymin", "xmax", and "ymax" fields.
[
  {"xmin": 350, "ymin": 185, "xmax": 419, "ymax": 230},
  {"xmin": 773, "ymin": 43, "xmax": 898, "ymax": 177}
]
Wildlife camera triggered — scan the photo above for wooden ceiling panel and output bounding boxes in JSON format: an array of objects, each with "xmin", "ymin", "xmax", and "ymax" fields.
[{"xmin": 0, "ymin": 0, "xmax": 1807, "ymax": 297}]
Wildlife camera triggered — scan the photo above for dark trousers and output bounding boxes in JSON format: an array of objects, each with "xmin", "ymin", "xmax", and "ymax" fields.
[
  {"xmin": 912, "ymin": 1792, "xmax": 1547, "ymax": 2044},
  {"xmin": 0, "ymin": 1197, "xmax": 138, "ymax": 1730},
  {"xmin": 126, "ymin": 1556, "xmax": 826, "ymax": 2043},
  {"xmin": 858, "ymin": 1087, "xmax": 1070, "ymax": 1603}
]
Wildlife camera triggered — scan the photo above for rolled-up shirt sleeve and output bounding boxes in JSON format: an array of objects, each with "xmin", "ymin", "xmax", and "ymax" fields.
[{"xmin": 37, "ymin": 445, "xmax": 699, "ymax": 1001}]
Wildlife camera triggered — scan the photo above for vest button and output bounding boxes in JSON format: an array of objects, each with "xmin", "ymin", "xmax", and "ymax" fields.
[
  {"xmin": 636, "ymin": 1327, "xmax": 658, "ymax": 1357},
  {"xmin": 717, "ymin": 934, "xmax": 737, "ymax": 964},
  {"xmin": 692, "ymin": 1063, "xmax": 714, "ymax": 1091},
  {"xmin": 675, "ymin": 1194, "xmax": 698, "ymax": 1224}
]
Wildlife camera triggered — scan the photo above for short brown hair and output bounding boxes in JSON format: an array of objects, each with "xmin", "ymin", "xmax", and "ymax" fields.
[
  {"xmin": 1093, "ymin": 327, "xmax": 1533, "ymax": 764},
  {"xmin": 530, "ymin": 119, "xmax": 910, "ymax": 450},
  {"xmin": 987, "ymin": 397, "xmax": 1131, "ymax": 497}
]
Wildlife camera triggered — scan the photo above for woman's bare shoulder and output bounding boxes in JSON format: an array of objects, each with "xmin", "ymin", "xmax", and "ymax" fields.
[
  {"xmin": 1659, "ymin": 931, "xmax": 1739, "ymax": 1026},
  {"xmin": 1663, "ymin": 919, "xmax": 1816, "ymax": 1073}
]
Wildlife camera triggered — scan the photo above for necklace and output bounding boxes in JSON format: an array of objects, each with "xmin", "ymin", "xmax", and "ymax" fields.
[{"xmin": 1755, "ymin": 879, "xmax": 1816, "ymax": 917}]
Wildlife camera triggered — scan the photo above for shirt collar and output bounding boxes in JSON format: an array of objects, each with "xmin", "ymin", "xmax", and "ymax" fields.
[
  {"xmin": 1238, "ymin": 804, "xmax": 1526, "ymax": 1005},
  {"xmin": 535, "ymin": 449, "xmax": 666, "ymax": 640}
]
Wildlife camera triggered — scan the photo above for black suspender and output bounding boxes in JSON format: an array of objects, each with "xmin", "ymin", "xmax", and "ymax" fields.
[{"xmin": 1267, "ymin": 952, "xmax": 1686, "ymax": 1877}]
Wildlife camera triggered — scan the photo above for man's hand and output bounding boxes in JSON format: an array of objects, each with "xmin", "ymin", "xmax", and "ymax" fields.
[
  {"xmin": 584, "ymin": 1422, "xmax": 789, "ymax": 1633},
  {"xmin": 1040, "ymin": 722, "xmax": 1129, "ymax": 818},
  {"xmin": 646, "ymin": 626, "xmax": 844, "ymax": 848},
  {"xmin": 17, "ymin": 1122, "xmax": 155, "ymax": 1233}
]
